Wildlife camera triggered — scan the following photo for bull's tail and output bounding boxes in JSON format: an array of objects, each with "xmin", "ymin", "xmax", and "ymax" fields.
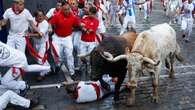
[{"xmin": 175, "ymin": 43, "xmax": 186, "ymax": 64}]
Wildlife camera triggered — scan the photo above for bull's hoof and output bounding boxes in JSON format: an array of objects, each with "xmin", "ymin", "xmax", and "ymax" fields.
[
  {"xmin": 112, "ymin": 95, "xmax": 120, "ymax": 104},
  {"xmin": 151, "ymin": 95, "xmax": 159, "ymax": 103},
  {"xmin": 169, "ymin": 74, "xmax": 174, "ymax": 79},
  {"xmin": 126, "ymin": 98, "xmax": 135, "ymax": 106},
  {"xmin": 168, "ymin": 71, "xmax": 174, "ymax": 79},
  {"xmin": 112, "ymin": 100, "xmax": 120, "ymax": 105},
  {"xmin": 102, "ymin": 83, "xmax": 111, "ymax": 92}
]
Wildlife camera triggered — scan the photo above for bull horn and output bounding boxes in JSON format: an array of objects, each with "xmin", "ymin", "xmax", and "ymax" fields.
[
  {"xmin": 143, "ymin": 57, "xmax": 160, "ymax": 66},
  {"xmin": 77, "ymin": 52, "xmax": 91, "ymax": 58},
  {"xmin": 100, "ymin": 51, "xmax": 128, "ymax": 62}
]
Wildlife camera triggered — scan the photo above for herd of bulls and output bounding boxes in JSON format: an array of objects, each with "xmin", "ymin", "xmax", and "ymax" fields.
[{"xmin": 78, "ymin": 23, "xmax": 185, "ymax": 106}]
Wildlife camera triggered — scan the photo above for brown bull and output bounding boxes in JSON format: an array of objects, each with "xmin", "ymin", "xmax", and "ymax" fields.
[{"xmin": 78, "ymin": 30, "xmax": 137, "ymax": 103}]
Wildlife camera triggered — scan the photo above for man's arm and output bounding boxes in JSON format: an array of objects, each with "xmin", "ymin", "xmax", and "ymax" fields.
[
  {"xmin": 26, "ymin": 32, "xmax": 42, "ymax": 39},
  {"xmin": 28, "ymin": 21, "xmax": 44, "ymax": 37},
  {"xmin": 0, "ymin": 19, "xmax": 8, "ymax": 30}
]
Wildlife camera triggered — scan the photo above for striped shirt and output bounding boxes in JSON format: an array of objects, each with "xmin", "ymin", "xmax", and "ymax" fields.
[{"xmin": 123, "ymin": 0, "xmax": 136, "ymax": 16}]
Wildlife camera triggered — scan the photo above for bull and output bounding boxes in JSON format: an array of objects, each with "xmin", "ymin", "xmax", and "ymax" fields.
[
  {"xmin": 78, "ymin": 31, "xmax": 137, "ymax": 103},
  {"xmin": 101, "ymin": 23, "xmax": 185, "ymax": 105}
]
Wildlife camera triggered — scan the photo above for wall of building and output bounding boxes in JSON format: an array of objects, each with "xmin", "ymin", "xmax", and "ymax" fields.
[{"xmin": 3, "ymin": 0, "xmax": 57, "ymax": 14}]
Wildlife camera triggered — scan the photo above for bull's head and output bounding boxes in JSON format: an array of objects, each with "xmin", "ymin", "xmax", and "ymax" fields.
[
  {"xmin": 77, "ymin": 48, "xmax": 102, "ymax": 81},
  {"xmin": 89, "ymin": 49, "xmax": 103, "ymax": 81},
  {"xmin": 100, "ymin": 47, "xmax": 160, "ymax": 88}
]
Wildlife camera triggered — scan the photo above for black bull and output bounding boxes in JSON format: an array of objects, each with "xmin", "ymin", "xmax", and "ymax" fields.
[{"xmin": 88, "ymin": 36, "xmax": 134, "ymax": 102}]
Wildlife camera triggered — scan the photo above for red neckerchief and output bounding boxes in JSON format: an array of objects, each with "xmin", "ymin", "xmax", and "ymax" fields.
[
  {"xmin": 95, "ymin": 3, "xmax": 101, "ymax": 11},
  {"xmin": 12, "ymin": 67, "xmax": 25, "ymax": 77},
  {"xmin": 12, "ymin": 5, "xmax": 23, "ymax": 15},
  {"xmin": 71, "ymin": 7, "xmax": 79, "ymax": 16},
  {"xmin": 35, "ymin": 19, "xmax": 44, "ymax": 27},
  {"xmin": 53, "ymin": 8, "xmax": 60, "ymax": 15},
  {"xmin": 35, "ymin": 20, "xmax": 39, "ymax": 27}
]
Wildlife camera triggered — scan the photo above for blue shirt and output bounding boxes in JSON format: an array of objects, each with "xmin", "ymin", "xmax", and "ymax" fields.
[{"xmin": 124, "ymin": 0, "xmax": 136, "ymax": 16}]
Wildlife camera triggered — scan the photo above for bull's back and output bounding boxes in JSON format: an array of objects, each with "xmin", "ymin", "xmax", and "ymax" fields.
[
  {"xmin": 120, "ymin": 32, "xmax": 137, "ymax": 51},
  {"xmin": 150, "ymin": 23, "xmax": 177, "ymax": 49},
  {"xmin": 132, "ymin": 23, "xmax": 177, "ymax": 59},
  {"xmin": 99, "ymin": 37, "xmax": 132, "ymax": 56}
]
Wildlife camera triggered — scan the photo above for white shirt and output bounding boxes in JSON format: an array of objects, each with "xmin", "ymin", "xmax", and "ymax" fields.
[
  {"xmin": 33, "ymin": 19, "xmax": 49, "ymax": 44},
  {"xmin": 3, "ymin": 8, "xmax": 34, "ymax": 37},
  {"xmin": 143, "ymin": 0, "xmax": 150, "ymax": 10},
  {"xmin": 182, "ymin": 1, "xmax": 194, "ymax": 18},
  {"xmin": 97, "ymin": 3, "xmax": 108, "ymax": 27},
  {"xmin": 0, "ymin": 41, "xmax": 27, "ymax": 68},
  {"xmin": 46, "ymin": 8, "xmax": 56, "ymax": 19}
]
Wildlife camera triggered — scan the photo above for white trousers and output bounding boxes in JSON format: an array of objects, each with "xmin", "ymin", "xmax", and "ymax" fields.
[
  {"xmin": 79, "ymin": 41, "xmax": 97, "ymax": 55},
  {"xmin": 181, "ymin": 17, "xmax": 194, "ymax": 40},
  {"xmin": 0, "ymin": 41, "xmax": 51, "ymax": 73},
  {"xmin": 34, "ymin": 42, "xmax": 50, "ymax": 76},
  {"xmin": 1, "ymin": 68, "xmax": 26, "ymax": 91},
  {"xmin": 0, "ymin": 90, "xmax": 30, "ymax": 110},
  {"xmin": 7, "ymin": 35, "xmax": 26, "ymax": 53},
  {"xmin": 52, "ymin": 34, "xmax": 75, "ymax": 75},
  {"xmin": 120, "ymin": 15, "xmax": 136, "ymax": 35},
  {"xmin": 72, "ymin": 31, "xmax": 81, "ymax": 51},
  {"xmin": 97, "ymin": 21, "xmax": 106, "ymax": 34}
]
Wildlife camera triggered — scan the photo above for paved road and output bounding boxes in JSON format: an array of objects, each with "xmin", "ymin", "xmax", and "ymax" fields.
[{"xmin": 5, "ymin": 0, "xmax": 195, "ymax": 110}]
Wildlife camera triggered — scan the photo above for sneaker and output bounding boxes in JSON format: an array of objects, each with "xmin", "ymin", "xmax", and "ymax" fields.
[
  {"xmin": 54, "ymin": 65, "xmax": 61, "ymax": 73},
  {"xmin": 29, "ymin": 98, "xmax": 39, "ymax": 109}
]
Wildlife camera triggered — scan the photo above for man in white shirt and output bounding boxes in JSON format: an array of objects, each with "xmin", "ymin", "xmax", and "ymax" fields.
[
  {"xmin": 28, "ymin": 10, "xmax": 51, "ymax": 81},
  {"xmin": 0, "ymin": 0, "xmax": 39, "ymax": 53},
  {"xmin": 0, "ymin": 90, "xmax": 38, "ymax": 110},
  {"xmin": 0, "ymin": 43, "xmax": 49, "ymax": 110},
  {"xmin": 1, "ymin": 67, "xmax": 27, "ymax": 93},
  {"xmin": 0, "ymin": 41, "xmax": 51, "ymax": 73},
  {"xmin": 0, "ymin": 65, "xmax": 43, "ymax": 110},
  {"xmin": 180, "ymin": 0, "xmax": 195, "ymax": 42},
  {"xmin": 120, "ymin": 0, "xmax": 144, "ymax": 35},
  {"xmin": 94, "ymin": 0, "xmax": 110, "ymax": 41},
  {"xmin": 46, "ymin": 1, "xmax": 62, "ymax": 20}
]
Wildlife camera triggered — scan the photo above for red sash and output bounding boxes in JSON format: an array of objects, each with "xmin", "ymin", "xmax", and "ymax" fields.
[
  {"xmin": 25, "ymin": 37, "xmax": 49, "ymax": 64},
  {"xmin": 12, "ymin": 67, "xmax": 25, "ymax": 77},
  {"xmin": 91, "ymin": 83, "xmax": 101, "ymax": 99},
  {"xmin": 49, "ymin": 40, "xmax": 59, "ymax": 64}
]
